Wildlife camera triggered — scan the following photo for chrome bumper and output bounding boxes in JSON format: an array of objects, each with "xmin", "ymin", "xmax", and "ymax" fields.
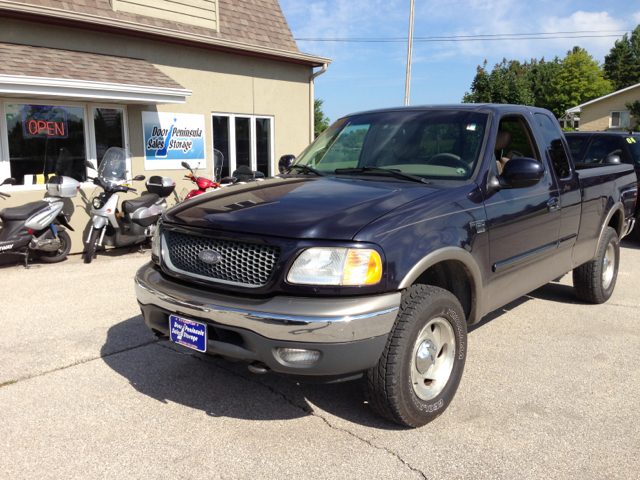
[{"xmin": 135, "ymin": 262, "xmax": 401, "ymax": 343}]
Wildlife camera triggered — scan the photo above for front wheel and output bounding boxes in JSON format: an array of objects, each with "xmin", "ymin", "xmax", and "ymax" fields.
[
  {"xmin": 573, "ymin": 226, "xmax": 619, "ymax": 304},
  {"xmin": 364, "ymin": 285, "xmax": 467, "ymax": 428},
  {"xmin": 83, "ymin": 228, "xmax": 100, "ymax": 264},
  {"xmin": 39, "ymin": 230, "xmax": 71, "ymax": 263}
]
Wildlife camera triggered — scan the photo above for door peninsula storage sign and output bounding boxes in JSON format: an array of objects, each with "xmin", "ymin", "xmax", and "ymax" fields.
[{"xmin": 142, "ymin": 112, "xmax": 206, "ymax": 170}]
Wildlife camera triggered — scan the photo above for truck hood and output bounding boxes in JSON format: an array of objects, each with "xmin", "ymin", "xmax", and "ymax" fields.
[{"xmin": 163, "ymin": 176, "xmax": 440, "ymax": 240}]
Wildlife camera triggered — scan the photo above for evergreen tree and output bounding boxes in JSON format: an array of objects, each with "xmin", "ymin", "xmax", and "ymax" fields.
[
  {"xmin": 314, "ymin": 99, "xmax": 330, "ymax": 138},
  {"xmin": 604, "ymin": 25, "xmax": 640, "ymax": 91}
]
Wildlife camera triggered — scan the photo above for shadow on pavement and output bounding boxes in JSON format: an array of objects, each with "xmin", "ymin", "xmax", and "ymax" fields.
[
  {"xmin": 101, "ymin": 315, "xmax": 404, "ymax": 430},
  {"xmin": 621, "ymin": 238, "xmax": 640, "ymax": 250}
]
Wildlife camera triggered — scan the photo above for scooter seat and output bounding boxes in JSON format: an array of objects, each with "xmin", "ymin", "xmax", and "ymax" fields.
[
  {"xmin": 0, "ymin": 200, "xmax": 50, "ymax": 221},
  {"xmin": 122, "ymin": 194, "xmax": 160, "ymax": 215}
]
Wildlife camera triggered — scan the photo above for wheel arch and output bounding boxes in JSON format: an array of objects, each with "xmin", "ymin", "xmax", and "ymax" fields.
[{"xmin": 398, "ymin": 247, "xmax": 484, "ymax": 325}]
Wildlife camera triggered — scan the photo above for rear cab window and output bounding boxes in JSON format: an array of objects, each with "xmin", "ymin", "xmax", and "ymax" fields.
[
  {"xmin": 534, "ymin": 113, "xmax": 572, "ymax": 179},
  {"xmin": 623, "ymin": 136, "xmax": 640, "ymax": 164}
]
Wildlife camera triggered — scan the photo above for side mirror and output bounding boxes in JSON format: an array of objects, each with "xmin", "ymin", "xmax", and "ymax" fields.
[
  {"xmin": 1, "ymin": 177, "xmax": 16, "ymax": 186},
  {"xmin": 133, "ymin": 175, "xmax": 146, "ymax": 181},
  {"xmin": 181, "ymin": 161, "xmax": 190, "ymax": 170},
  {"xmin": 278, "ymin": 154, "xmax": 296, "ymax": 174},
  {"xmin": 499, "ymin": 157, "xmax": 545, "ymax": 189},
  {"xmin": 84, "ymin": 160, "xmax": 97, "ymax": 170},
  {"xmin": 603, "ymin": 154, "xmax": 621, "ymax": 165}
]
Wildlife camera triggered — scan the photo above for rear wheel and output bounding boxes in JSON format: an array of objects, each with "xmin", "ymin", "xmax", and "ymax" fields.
[
  {"xmin": 573, "ymin": 226, "xmax": 619, "ymax": 304},
  {"xmin": 83, "ymin": 228, "xmax": 100, "ymax": 264},
  {"xmin": 364, "ymin": 285, "xmax": 467, "ymax": 428},
  {"xmin": 39, "ymin": 230, "xmax": 71, "ymax": 263}
]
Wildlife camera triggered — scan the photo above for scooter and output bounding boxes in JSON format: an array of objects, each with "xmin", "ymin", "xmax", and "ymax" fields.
[
  {"xmin": 0, "ymin": 175, "xmax": 79, "ymax": 268},
  {"xmin": 182, "ymin": 162, "xmax": 219, "ymax": 200},
  {"xmin": 181, "ymin": 149, "xmax": 224, "ymax": 200},
  {"xmin": 83, "ymin": 147, "xmax": 175, "ymax": 264}
]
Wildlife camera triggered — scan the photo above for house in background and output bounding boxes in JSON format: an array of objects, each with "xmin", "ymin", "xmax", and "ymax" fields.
[
  {"xmin": 567, "ymin": 82, "xmax": 640, "ymax": 131},
  {"xmin": 0, "ymin": 0, "xmax": 330, "ymax": 253}
]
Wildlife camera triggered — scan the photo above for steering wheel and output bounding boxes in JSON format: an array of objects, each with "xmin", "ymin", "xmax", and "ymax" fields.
[{"xmin": 427, "ymin": 153, "xmax": 471, "ymax": 175}]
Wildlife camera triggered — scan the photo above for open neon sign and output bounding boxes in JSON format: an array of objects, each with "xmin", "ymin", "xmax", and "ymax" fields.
[{"xmin": 22, "ymin": 105, "xmax": 69, "ymax": 139}]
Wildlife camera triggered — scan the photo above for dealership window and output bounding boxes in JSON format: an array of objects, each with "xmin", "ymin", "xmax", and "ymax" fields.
[
  {"xmin": 212, "ymin": 113, "xmax": 274, "ymax": 178},
  {"xmin": 0, "ymin": 100, "xmax": 128, "ymax": 189},
  {"xmin": 610, "ymin": 111, "xmax": 630, "ymax": 129}
]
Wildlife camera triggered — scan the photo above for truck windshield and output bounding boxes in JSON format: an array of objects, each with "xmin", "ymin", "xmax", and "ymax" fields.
[{"xmin": 295, "ymin": 110, "xmax": 489, "ymax": 181}]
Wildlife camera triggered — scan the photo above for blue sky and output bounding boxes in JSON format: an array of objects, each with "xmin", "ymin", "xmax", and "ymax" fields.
[{"xmin": 279, "ymin": 0, "xmax": 640, "ymax": 123}]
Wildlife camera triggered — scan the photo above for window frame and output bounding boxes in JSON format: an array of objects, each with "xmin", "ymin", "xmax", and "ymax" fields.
[
  {"xmin": 609, "ymin": 110, "xmax": 631, "ymax": 129},
  {"xmin": 0, "ymin": 98, "xmax": 129, "ymax": 191},
  {"xmin": 211, "ymin": 112, "xmax": 275, "ymax": 176}
]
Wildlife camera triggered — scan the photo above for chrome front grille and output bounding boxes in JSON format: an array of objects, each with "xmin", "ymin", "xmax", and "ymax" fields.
[{"xmin": 163, "ymin": 230, "xmax": 280, "ymax": 287}]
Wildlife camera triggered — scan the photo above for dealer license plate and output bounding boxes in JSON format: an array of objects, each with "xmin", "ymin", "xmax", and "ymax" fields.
[{"xmin": 169, "ymin": 315, "xmax": 207, "ymax": 352}]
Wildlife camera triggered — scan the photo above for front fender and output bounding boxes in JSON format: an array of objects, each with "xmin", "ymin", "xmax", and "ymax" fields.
[
  {"xmin": 92, "ymin": 216, "xmax": 108, "ymax": 230},
  {"xmin": 398, "ymin": 247, "xmax": 484, "ymax": 325}
]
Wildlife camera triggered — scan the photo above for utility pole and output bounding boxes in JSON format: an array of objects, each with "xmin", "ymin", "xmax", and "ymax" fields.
[{"xmin": 404, "ymin": 0, "xmax": 415, "ymax": 106}]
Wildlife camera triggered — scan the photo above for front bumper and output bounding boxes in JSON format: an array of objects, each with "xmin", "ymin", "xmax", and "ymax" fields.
[{"xmin": 135, "ymin": 262, "xmax": 401, "ymax": 376}]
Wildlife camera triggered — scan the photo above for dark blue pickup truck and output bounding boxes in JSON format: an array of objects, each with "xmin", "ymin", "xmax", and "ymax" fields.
[{"xmin": 135, "ymin": 104, "xmax": 637, "ymax": 427}]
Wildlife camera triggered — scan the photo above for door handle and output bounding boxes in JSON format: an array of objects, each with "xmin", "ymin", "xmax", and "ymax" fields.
[{"xmin": 547, "ymin": 197, "xmax": 560, "ymax": 212}]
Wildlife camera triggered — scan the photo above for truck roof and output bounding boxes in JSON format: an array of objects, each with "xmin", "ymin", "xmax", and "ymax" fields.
[{"xmin": 346, "ymin": 103, "xmax": 552, "ymax": 118}]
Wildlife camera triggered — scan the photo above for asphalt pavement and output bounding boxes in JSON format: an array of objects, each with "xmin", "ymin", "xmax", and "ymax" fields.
[{"xmin": 1, "ymin": 242, "xmax": 639, "ymax": 479}]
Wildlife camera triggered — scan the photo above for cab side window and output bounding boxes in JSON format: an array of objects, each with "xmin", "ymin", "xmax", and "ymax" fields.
[
  {"xmin": 535, "ymin": 113, "xmax": 571, "ymax": 179},
  {"xmin": 583, "ymin": 137, "xmax": 622, "ymax": 164},
  {"xmin": 493, "ymin": 117, "xmax": 538, "ymax": 174}
]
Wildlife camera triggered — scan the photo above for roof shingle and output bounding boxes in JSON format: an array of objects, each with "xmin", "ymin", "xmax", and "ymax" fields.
[
  {"xmin": 0, "ymin": 42, "xmax": 186, "ymax": 89},
  {"xmin": 3, "ymin": 0, "xmax": 300, "ymax": 53}
]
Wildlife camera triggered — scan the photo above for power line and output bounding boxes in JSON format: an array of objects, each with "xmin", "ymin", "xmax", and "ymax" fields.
[{"xmin": 296, "ymin": 29, "xmax": 630, "ymax": 43}]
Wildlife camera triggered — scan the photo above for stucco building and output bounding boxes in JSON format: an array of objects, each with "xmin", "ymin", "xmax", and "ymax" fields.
[
  {"xmin": 0, "ymin": 0, "xmax": 330, "ymax": 253},
  {"xmin": 567, "ymin": 83, "xmax": 640, "ymax": 131}
]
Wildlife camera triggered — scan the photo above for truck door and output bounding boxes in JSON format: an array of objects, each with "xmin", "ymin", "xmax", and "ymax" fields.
[
  {"xmin": 484, "ymin": 114, "xmax": 561, "ymax": 310},
  {"xmin": 533, "ymin": 113, "xmax": 581, "ymax": 278}
]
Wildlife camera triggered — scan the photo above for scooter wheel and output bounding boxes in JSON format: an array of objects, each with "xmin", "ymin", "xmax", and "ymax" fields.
[
  {"xmin": 84, "ymin": 228, "xmax": 100, "ymax": 264},
  {"xmin": 39, "ymin": 230, "xmax": 72, "ymax": 264}
]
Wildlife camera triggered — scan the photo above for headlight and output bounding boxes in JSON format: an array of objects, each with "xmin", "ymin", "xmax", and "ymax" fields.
[
  {"xmin": 287, "ymin": 247, "xmax": 382, "ymax": 286},
  {"xmin": 151, "ymin": 224, "xmax": 162, "ymax": 261},
  {"xmin": 92, "ymin": 196, "xmax": 102, "ymax": 209}
]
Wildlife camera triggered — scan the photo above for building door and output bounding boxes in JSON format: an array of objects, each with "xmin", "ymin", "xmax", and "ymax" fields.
[{"xmin": 212, "ymin": 114, "xmax": 274, "ymax": 178}]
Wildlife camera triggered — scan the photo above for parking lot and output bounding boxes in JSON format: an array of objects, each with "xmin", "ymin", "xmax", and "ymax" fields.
[{"xmin": 1, "ymin": 242, "xmax": 639, "ymax": 480}]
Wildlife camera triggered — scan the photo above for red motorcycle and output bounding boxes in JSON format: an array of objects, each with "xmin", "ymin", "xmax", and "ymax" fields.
[{"xmin": 181, "ymin": 156, "xmax": 220, "ymax": 200}]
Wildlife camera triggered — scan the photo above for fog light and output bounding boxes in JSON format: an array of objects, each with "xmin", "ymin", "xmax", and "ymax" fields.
[{"xmin": 276, "ymin": 348, "xmax": 321, "ymax": 365}]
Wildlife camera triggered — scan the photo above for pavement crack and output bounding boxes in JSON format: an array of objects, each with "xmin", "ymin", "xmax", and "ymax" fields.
[
  {"xmin": 1, "ymin": 340, "xmax": 156, "ymax": 388},
  {"xmin": 156, "ymin": 342, "xmax": 429, "ymax": 479}
]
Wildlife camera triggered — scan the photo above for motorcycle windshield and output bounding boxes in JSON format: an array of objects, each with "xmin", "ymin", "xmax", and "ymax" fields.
[{"xmin": 98, "ymin": 147, "xmax": 130, "ymax": 184}]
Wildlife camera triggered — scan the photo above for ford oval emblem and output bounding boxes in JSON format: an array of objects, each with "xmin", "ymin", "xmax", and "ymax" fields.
[{"xmin": 198, "ymin": 250, "xmax": 221, "ymax": 265}]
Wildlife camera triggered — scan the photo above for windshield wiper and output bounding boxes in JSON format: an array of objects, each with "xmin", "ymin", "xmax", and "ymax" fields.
[
  {"xmin": 334, "ymin": 166, "xmax": 431, "ymax": 184},
  {"xmin": 285, "ymin": 164, "xmax": 326, "ymax": 176}
]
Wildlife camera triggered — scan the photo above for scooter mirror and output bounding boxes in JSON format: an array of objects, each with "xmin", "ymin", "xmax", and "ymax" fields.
[
  {"xmin": 1, "ymin": 177, "xmax": 16, "ymax": 186},
  {"xmin": 133, "ymin": 175, "xmax": 146, "ymax": 181},
  {"xmin": 84, "ymin": 160, "xmax": 97, "ymax": 170},
  {"xmin": 254, "ymin": 171, "xmax": 265, "ymax": 179},
  {"xmin": 181, "ymin": 161, "xmax": 190, "ymax": 170}
]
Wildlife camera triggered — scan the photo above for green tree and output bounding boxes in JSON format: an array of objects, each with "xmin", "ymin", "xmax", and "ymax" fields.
[
  {"xmin": 526, "ymin": 57, "xmax": 562, "ymax": 112},
  {"xmin": 625, "ymin": 100, "xmax": 640, "ymax": 131},
  {"xmin": 462, "ymin": 59, "xmax": 534, "ymax": 105},
  {"xmin": 314, "ymin": 99, "xmax": 330, "ymax": 138},
  {"xmin": 604, "ymin": 25, "xmax": 640, "ymax": 91},
  {"xmin": 548, "ymin": 47, "xmax": 613, "ymax": 116}
]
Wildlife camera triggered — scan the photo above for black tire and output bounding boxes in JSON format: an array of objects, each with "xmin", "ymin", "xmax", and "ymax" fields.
[
  {"xmin": 573, "ymin": 226, "xmax": 619, "ymax": 304},
  {"xmin": 364, "ymin": 285, "xmax": 467, "ymax": 428},
  {"xmin": 83, "ymin": 228, "xmax": 100, "ymax": 264},
  {"xmin": 39, "ymin": 230, "xmax": 72, "ymax": 264}
]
